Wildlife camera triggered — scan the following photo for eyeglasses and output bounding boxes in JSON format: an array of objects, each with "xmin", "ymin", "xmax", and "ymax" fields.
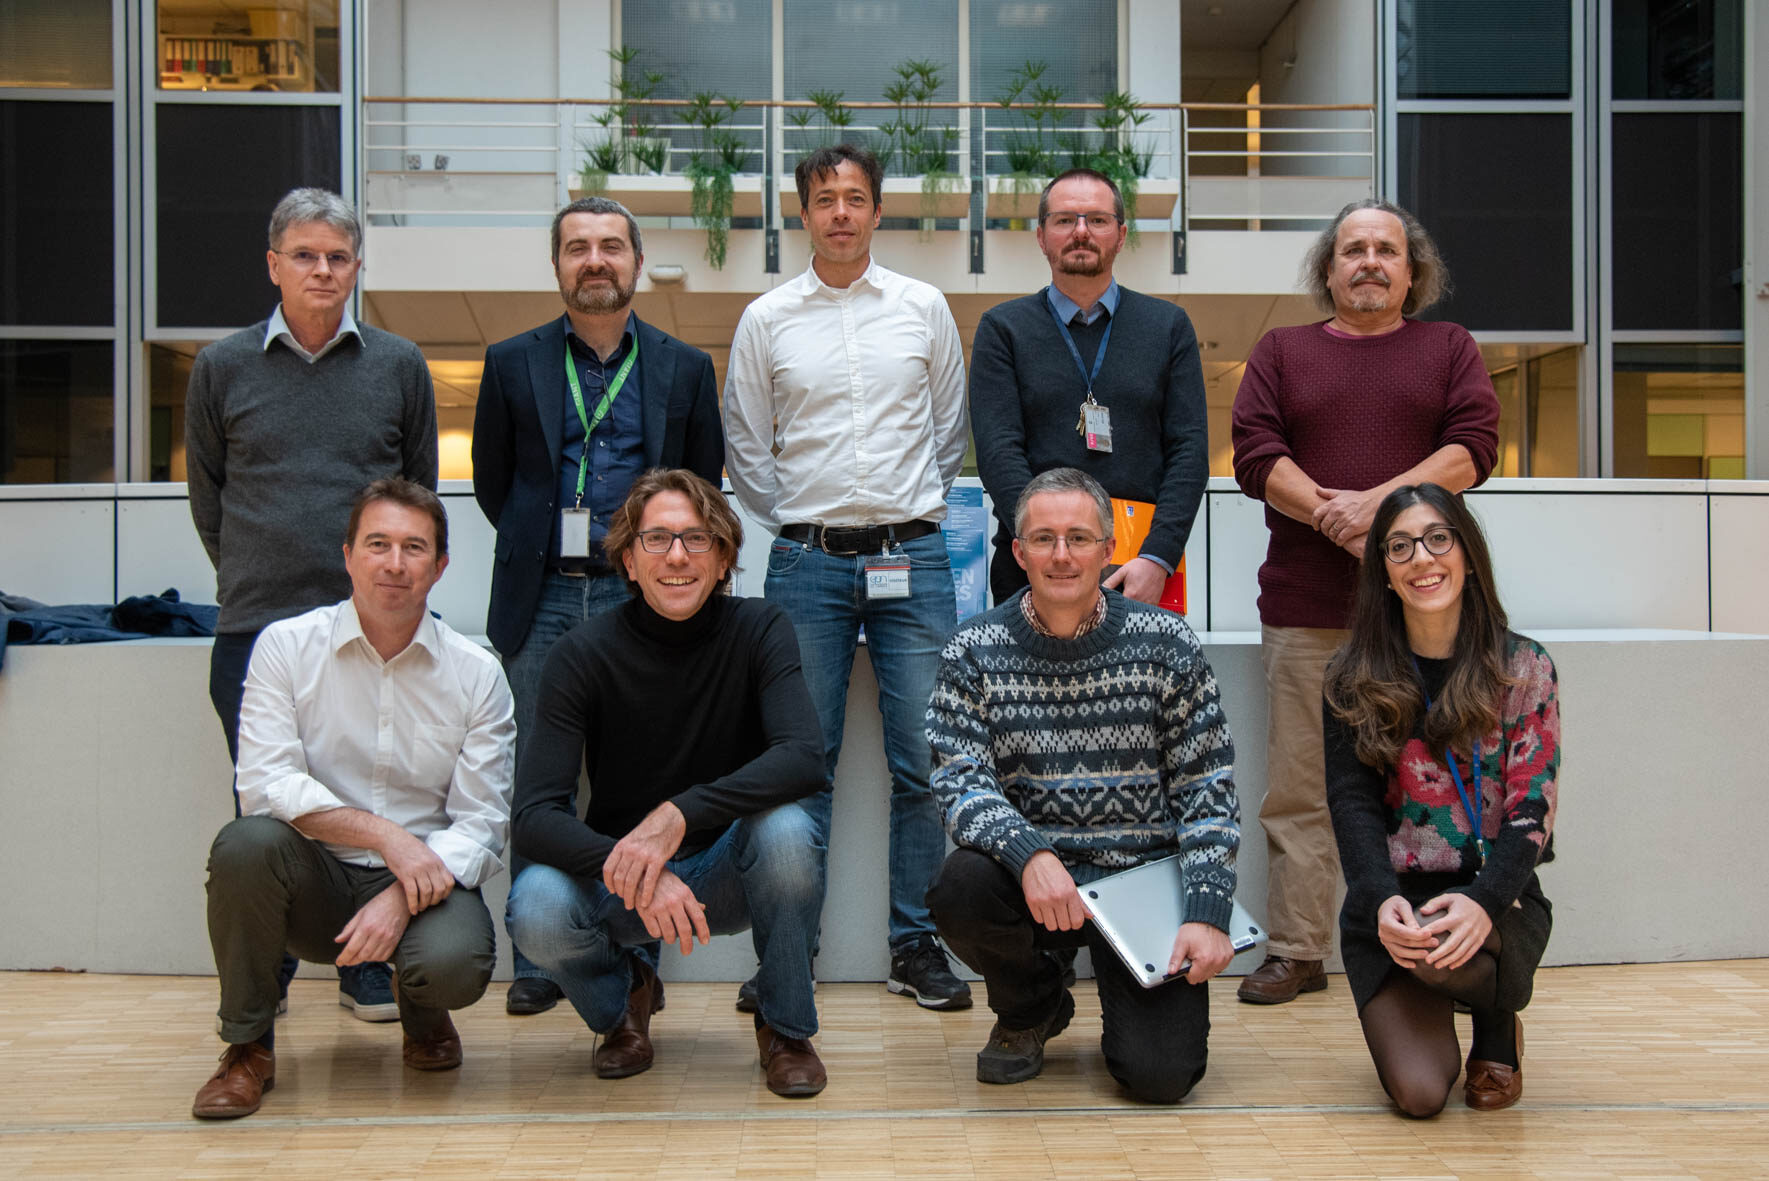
[
  {"xmin": 636, "ymin": 528, "xmax": 715, "ymax": 553},
  {"xmin": 1019, "ymin": 531, "xmax": 1109, "ymax": 556},
  {"xmin": 1382, "ymin": 526, "xmax": 1458, "ymax": 564},
  {"xmin": 1043, "ymin": 212, "xmax": 1119, "ymax": 233},
  {"xmin": 273, "ymin": 249, "xmax": 359, "ymax": 271}
]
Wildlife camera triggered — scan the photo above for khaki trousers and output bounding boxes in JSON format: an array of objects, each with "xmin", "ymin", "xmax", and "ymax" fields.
[{"xmin": 1258, "ymin": 624, "xmax": 1349, "ymax": 961}]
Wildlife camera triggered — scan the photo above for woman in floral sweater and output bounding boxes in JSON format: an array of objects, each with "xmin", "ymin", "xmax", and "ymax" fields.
[{"xmin": 1323, "ymin": 483, "xmax": 1557, "ymax": 1117}]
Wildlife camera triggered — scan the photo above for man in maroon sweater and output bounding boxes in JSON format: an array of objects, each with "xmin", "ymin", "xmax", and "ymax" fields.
[{"xmin": 1229, "ymin": 199, "xmax": 1499, "ymax": 1004}]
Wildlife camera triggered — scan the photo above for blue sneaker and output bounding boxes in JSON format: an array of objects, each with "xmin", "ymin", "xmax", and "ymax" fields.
[{"xmin": 338, "ymin": 962, "xmax": 399, "ymax": 1022}]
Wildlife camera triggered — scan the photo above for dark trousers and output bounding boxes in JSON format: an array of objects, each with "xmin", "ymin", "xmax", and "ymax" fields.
[
  {"xmin": 207, "ymin": 817, "xmax": 494, "ymax": 1044},
  {"xmin": 928, "ymin": 848, "xmax": 1211, "ymax": 1104},
  {"xmin": 208, "ymin": 631, "xmax": 261, "ymax": 791}
]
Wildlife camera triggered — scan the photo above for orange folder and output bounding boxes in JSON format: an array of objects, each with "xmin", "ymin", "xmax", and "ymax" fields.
[{"xmin": 1109, "ymin": 498, "xmax": 1186, "ymax": 615}]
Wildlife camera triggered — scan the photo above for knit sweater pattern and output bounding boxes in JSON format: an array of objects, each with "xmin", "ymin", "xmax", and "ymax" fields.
[
  {"xmin": 927, "ymin": 590, "xmax": 1240, "ymax": 931},
  {"xmin": 184, "ymin": 320, "xmax": 438, "ymax": 633},
  {"xmin": 1326, "ymin": 635, "xmax": 1559, "ymax": 927}
]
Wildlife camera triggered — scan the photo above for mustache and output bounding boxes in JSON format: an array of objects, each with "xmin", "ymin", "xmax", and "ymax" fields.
[{"xmin": 1352, "ymin": 269, "xmax": 1390, "ymax": 286}]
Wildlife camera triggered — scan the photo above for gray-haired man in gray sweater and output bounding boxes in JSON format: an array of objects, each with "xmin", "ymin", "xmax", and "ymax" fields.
[{"xmin": 184, "ymin": 187, "xmax": 438, "ymax": 1020}]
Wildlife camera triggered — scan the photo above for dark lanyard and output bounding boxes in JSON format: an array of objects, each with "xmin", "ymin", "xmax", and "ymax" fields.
[
  {"xmin": 1412, "ymin": 657, "xmax": 1487, "ymax": 863},
  {"xmin": 1044, "ymin": 290, "xmax": 1112, "ymax": 399},
  {"xmin": 563, "ymin": 334, "xmax": 639, "ymax": 509}
]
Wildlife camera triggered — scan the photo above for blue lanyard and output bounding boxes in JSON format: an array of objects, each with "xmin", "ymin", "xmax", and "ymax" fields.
[
  {"xmin": 1044, "ymin": 290, "xmax": 1112, "ymax": 399},
  {"xmin": 1412, "ymin": 657, "xmax": 1487, "ymax": 863}
]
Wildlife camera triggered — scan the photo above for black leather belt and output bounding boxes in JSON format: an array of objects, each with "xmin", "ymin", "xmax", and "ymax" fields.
[
  {"xmin": 552, "ymin": 565, "xmax": 616, "ymax": 579},
  {"xmin": 778, "ymin": 519, "xmax": 938, "ymax": 556}
]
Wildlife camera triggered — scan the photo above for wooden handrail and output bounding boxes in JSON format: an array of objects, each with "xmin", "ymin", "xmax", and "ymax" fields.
[{"xmin": 362, "ymin": 96, "xmax": 1374, "ymax": 113}]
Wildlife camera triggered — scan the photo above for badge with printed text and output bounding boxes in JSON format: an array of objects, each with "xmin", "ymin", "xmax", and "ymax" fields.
[
  {"xmin": 1081, "ymin": 401, "xmax": 1113, "ymax": 452},
  {"xmin": 865, "ymin": 556, "xmax": 911, "ymax": 600},
  {"xmin": 560, "ymin": 507, "xmax": 592, "ymax": 558}
]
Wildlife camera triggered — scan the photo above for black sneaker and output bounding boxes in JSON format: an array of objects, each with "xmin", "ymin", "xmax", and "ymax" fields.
[
  {"xmin": 505, "ymin": 977, "xmax": 563, "ymax": 1016},
  {"xmin": 887, "ymin": 941, "xmax": 973, "ymax": 1010},
  {"xmin": 976, "ymin": 989, "xmax": 1075, "ymax": 1084},
  {"xmin": 734, "ymin": 975, "xmax": 759, "ymax": 1013},
  {"xmin": 338, "ymin": 961, "xmax": 399, "ymax": 1022}
]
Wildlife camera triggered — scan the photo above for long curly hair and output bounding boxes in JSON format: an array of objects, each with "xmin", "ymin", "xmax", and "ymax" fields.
[{"xmin": 1323, "ymin": 484, "xmax": 1513, "ymax": 768}]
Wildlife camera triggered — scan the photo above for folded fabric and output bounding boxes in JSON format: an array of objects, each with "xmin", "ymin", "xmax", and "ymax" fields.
[{"xmin": 0, "ymin": 589, "xmax": 218, "ymax": 672}]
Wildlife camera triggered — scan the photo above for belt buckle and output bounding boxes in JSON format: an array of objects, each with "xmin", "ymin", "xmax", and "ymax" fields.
[{"xmin": 821, "ymin": 525, "xmax": 872, "ymax": 556}]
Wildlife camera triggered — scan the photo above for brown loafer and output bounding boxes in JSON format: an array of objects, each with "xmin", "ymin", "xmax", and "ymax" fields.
[
  {"xmin": 1465, "ymin": 1015, "xmax": 1524, "ymax": 1110},
  {"xmin": 594, "ymin": 959, "xmax": 664, "ymax": 1079},
  {"xmin": 756, "ymin": 1023, "xmax": 827, "ymax": 1097},
  {"xmin": 403, "ymin": 1013, "xmax": 463, "ymax": 1071},
  {"xmin": 1236, "ymin": 955, "xmax": 1327, "ymax": 1004},
  {"xmin": 192, "ymin": 1041, "xmax": 275, "ymax": 1119}
]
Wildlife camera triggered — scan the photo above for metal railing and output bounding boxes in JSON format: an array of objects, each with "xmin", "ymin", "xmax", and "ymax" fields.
[{"xmin": 360, "ymin": 96, "xmax": 1374, "ymax": 232}]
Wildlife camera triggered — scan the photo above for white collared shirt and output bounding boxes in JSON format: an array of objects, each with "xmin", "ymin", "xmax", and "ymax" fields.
[
  {"xmin": 235, "ymin": 600, "xmax": 516, "ymax": 889},
  {"xmin": 723, "ymin": 257, "xmax": 968, "ymax": 531},
  {"xmin": 264, "ymin": 303, "xmax": 361, "ymax": 364}
]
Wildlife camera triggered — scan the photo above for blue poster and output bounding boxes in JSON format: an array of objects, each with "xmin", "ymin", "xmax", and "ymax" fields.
[{"xmin": 941, "ymin": 485, "xmax": 990, "ymax": 622}]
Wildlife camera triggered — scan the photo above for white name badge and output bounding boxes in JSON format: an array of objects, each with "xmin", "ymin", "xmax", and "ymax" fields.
[
  {"xmin": 560, "ymin": 507, "xmax": 592, "ymax": 558},
  {"xmin": 865, "ymin": 560, "xmax": 911, "ymax": 600},
  {"xmin": 1082, "ymin": 402, "xmax": 1114, "ymax": 453}
]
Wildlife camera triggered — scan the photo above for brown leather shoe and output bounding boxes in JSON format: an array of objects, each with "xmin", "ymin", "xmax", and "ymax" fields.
[
  {"xmin": 403, "ymin": 1013, "xmax": 463, "ymax": 1071},
  {"xmin": 594, "ymin": 959, "xmax": 664, "ymax": 1079},
  {"xmin": 756, "ymin": 1023, "xmax": 827, "ymax": 1097},
  {"xmin": 192, "ymin": 1041, "xmax": 275, "ymax": 1119},
  {"xmin": 1464, "ymin": 1015, "xmax": 1524, "ymax": 1110},
  {"xmin": 1236, "ymin": 955, "xmax": 1327, "ymax": 1004}
]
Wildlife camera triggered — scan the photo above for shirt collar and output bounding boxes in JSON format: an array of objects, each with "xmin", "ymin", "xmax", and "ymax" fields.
[
  {"xmin": 1046, "ymin": 279, "xmax": 1120, "ymax": 327},
  {"xmin": 1020, "ymin": 587, "xmax": 1109, "ymax": 639},
  {"xmin": 265, "ymin": 302, "xmax": 360, "ymax": 362},
  {"xmin": 562, "ymin": 310, "xmax": 638, "ymax": 361},
  {"xmin": 801, "ymin": 256, "xmax": 882, "ymax": 297},
  {"xmin": 332, "ymin": 597, "xmax": 441, "ymax": 663}
]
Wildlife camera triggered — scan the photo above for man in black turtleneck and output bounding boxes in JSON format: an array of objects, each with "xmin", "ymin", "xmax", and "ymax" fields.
[{"xmin": 507, "ymin": 469, "xmax": 829, "ymax": 1098}]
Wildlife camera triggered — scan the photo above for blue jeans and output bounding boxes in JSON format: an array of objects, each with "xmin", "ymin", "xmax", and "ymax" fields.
[
  {"xmin": 763, "ymin": 530, "xmax": 957, "ymax": 951},
  {"xmin": 508, "ymin": 803, "xmax": 824, "ymax": 1039},
  {"xmin": 501, "ymin": 570, "xmax": 631, "ymax": 979}
]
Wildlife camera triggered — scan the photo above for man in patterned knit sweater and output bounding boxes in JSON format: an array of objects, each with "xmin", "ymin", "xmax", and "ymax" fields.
[{"xmin": 925, "ymin": 468, "xmax": 1239, "ymax": 1103}]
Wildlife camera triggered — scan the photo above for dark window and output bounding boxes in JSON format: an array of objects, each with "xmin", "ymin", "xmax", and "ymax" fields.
[
  {"xmin": 1613, "ymin": 0, "xmax": 1743, "ymax": 99},
  {"xmin": 1396, "ymin": 0, "xmax": 1571, "ymax": 100},
  {"xmin": 0, "ymin": 101, "xmax": 114, "ymax": 327},
  {"xmin": 1611, "ymin": 112, "xmax": 1741, "ymax": 331},
  {"xmin": 0, "ymin": 339, "xmax": 113, "ymax": 484},
  {"xmin": 1397, "ymin": 113, "xmax": 1574, "ymax": 332},
  {"xmin": 156, "ymin": 104, "xmax": 340, "ymax": 328},
  {"xmin": 0, "ymin": 0, "xmax": 113, "ymax": 88}
]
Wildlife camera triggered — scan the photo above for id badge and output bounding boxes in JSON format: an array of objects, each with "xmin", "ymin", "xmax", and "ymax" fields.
[
  {"xmin": 865, "ymin": 556, "xmax": 911, "ymax": 600},
  {"xmin": 1082, "ymin": 402, "xmax": 1113, "ymax": 453},
  {"xmin": 560, "ymin": 507, "xmax": 592, "ymax": 558}
]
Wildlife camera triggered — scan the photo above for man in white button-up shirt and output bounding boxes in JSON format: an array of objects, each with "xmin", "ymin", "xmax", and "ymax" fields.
[
  {"xmin": 723, "ymin": 145, "xmax": 972, "ymax": 1010},
  {"xmin": 192, "ymin": 479, "xmax": 516, "ymax": 1121}
]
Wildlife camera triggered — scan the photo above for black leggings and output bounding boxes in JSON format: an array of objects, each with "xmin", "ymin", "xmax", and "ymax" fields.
[{"xmin": 1358, "ymin": 926, "xmax": 1514, "ymax": 1117}]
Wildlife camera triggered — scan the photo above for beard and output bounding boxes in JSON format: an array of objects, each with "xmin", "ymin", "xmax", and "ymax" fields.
[
  {"xmin": 561, "ymin": 267, "xmax": 637, "ymax": 315},
  {"xmin": 1341, "ymin": 270, "xmax": 1393, "ymax": 313},
  {"xmin": 1056, "ymin": 244, "xmax": 1111, "ymax": 277}
]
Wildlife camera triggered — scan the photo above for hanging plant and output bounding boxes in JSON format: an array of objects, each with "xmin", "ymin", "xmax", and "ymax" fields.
[
  {"xmin": 1085, "ymin": 90, "xmax": 1154, "ymax": 246},
  {"xmin": 682, "ymin": 92, "xmax": 748, "ymax": 269}
]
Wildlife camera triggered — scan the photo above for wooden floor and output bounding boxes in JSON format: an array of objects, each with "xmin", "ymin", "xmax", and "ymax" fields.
[{"xmin": 3, "ymin": 961, "xmax": 1767, "ymax": 1179}]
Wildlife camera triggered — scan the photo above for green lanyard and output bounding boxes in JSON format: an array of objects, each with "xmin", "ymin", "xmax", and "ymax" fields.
[{"xmin": 563, "ymin": 333, "xmax": 639, "ymax": 509}]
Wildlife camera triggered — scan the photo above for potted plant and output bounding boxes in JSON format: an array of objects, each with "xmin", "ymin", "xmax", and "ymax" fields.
[
  {"xmin": 990, "ymin": 60, "xmax": 1065, "ymax": 222},
  {"xmin": 877, "ymin": 59, "xmax": 962, "ymax": 229},
  {"xmin": 578, "ymin": 46, "xmax": 668, "ymax": 195}
]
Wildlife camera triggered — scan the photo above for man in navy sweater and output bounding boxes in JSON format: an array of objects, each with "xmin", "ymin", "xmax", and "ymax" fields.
[
  {"xmin": 969, "ymin": 168, "xmax": 1209, "ymax": 606},
  {"xmin": 507, "ymin": 470, "xmax": 830, "ymax": 1097}
]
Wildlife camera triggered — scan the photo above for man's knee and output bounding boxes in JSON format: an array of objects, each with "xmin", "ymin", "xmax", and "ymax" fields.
[
  {"xmin": 1107, "ymin": 1039, "xmax": 1207, "ymax": 1105},
  {"xmin": 926, "ymin": 848, "xmax": 1011, "ymax": 930},
  {"xmin": 505, "ymin": 864, "xmax": 583, "ymax": 968},
  {"xmin": 739, "ymin": 803, "xmax": 824, "ymax": 904},
  {"xmin": 207, "ymin": 815, "xmax": 301, "ymax": 883}
]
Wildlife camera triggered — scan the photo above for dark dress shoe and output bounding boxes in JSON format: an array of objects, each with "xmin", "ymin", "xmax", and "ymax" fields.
[
  {"xmin": 505, "ymin": 977, "xmax": 563, "ymax": 1015},
  {"xmin": 403, "ymin": 1014, "xmax": 463, "ymax": 1071},
  {"xmin": 1236, "ymin": 955, "xmax": 1327, "ymax": 1004},
  {"xmin": 756, "ymin": 1023, "xmax": 827, "ymax": 1097},
  {"xmin": 192, "ymin": 1041, "xmax": 275, "ymax": 1119},
  {"xmin": 594, "ymin": 959, "xmax": 663, "ymax": 1079},
  {"xmin": 1465, "ymin": 1015, "xmax": 1524, "ymax": 1110}
]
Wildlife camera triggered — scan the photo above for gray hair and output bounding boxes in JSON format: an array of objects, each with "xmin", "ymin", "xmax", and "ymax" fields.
[
  {"xmin": 1037, "ymin": 168, "xmax": 1124, "ymax": 226},
  {"xmin": 267, "ymin": 188, "xmax": 362, "ymax": 256},
  {"xmin": 551, "ymin": 196, "xmax": 642, "ymax": 261},
  {"xmin": 1301, "ymin": 198, "xmax": 1451, "ymax": 317},
  {"xmin": 1013, "ymin": 467, "xmax": 1115, "ymax": 538}
]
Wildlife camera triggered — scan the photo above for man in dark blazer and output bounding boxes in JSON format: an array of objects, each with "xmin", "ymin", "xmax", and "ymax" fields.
[{"xmin": 472, "ymin": 196, "xmax": 723, "ymax": 1014}]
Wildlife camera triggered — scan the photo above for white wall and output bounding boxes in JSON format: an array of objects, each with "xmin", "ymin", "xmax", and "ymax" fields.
[{"xmin": 1256, "ymin": 0, "xmax": 1376, "ymax": 180}]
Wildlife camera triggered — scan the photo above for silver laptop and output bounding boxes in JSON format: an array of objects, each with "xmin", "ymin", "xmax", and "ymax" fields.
[{"xmin": 1082, "ymin": 855, "xmax": 1267, "ymax": 988}]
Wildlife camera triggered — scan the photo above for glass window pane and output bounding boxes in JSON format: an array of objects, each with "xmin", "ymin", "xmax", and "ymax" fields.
[
  {"xmin": 1611, "ymin": 112, "xmax": 1741, "ymax": 332},
  {"xmin": 619, "ymin": 1, "xmax": 770, "ymax": 177},
  {"xmin": 0, "ymin": 0, "xmax": 113, "ymax": 88},
  {"xmin": 1612, "ymin": 344, "xmax": 1743, "ymax": 479},
  {"xmin": 974, "ymin": 0, "xmax": 1117, "ymax": 186},
  {"xmin": 1397, "ymin": 113, "xmax": 1573, "ymax": 332},
  {"xmin": 0, "ymin": 101, "xmax": 115, "ymax": 327},
  {"xmin": 157, "ymin": 1, "xmax": 339, "ymax": 93},
  {"xmin": 0, "ymin": 340, "xmax": 114, "ymax": 484},
  {"xmin": 1527, "ymin": 347, "xmax": 1580, "ymax": 477},
  {"xmin": 785, "ymin": 1, "xmax": 959, "ymax": 179},
  {"xmin": 156, "ymin": 104, "xmax": 341, "ymax": 329},
  {"xmin": 1396, "ymin": 0, "xmax": 1570, "ymax": 100},
  {"xmin": 1613, "ymin": 0, "xmax": 1743, "ymax": 99}
]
